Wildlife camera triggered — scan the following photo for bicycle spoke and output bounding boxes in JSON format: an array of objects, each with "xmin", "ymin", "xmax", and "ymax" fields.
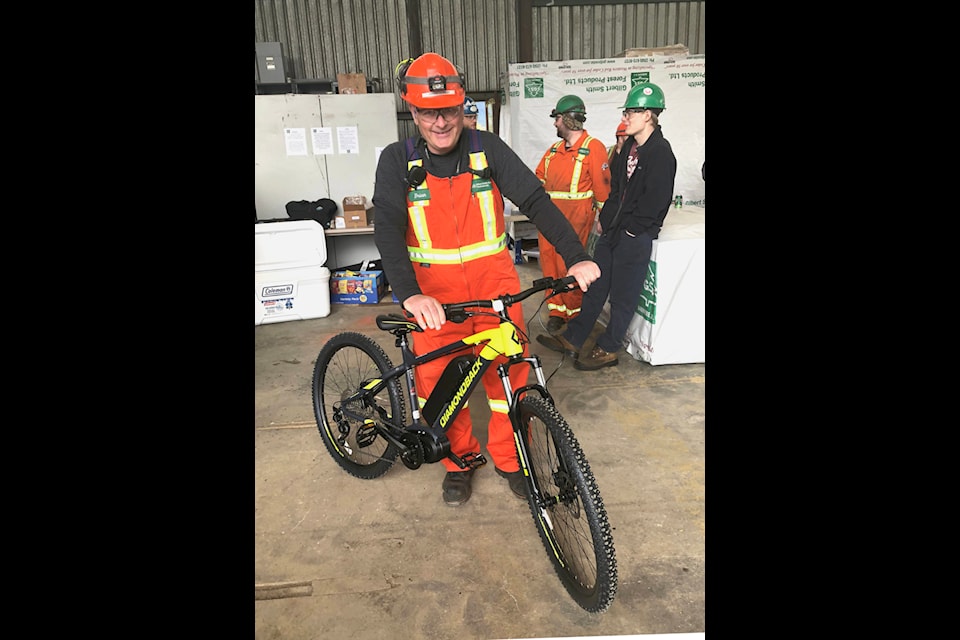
[{"xmin": 520, "ymin": 396, "xmax": 617, "ymax": 612}]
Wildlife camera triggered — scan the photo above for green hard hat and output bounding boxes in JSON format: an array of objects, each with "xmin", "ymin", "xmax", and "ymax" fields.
[
  {"xmin": 620, "ymin": 82, "xmax": 666, "ymax": 110},
  {"xmin": 550, "ymin": 94, "xmax": 586, "ymax": 118}
]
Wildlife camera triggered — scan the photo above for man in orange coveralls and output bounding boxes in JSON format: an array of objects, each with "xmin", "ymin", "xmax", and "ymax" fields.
[
  {"xmin": 373, "ymin": 53, "xmax": 600, "ymax": 506},
  {"xmin": 534, "ymin": 95, "xmax": 611, "ymax": 337}
]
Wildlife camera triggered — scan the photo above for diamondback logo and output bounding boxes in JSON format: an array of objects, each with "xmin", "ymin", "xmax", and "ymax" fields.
[{"xmin": 439, "ymin": 358, "xmax": 483, "ymax": 428}]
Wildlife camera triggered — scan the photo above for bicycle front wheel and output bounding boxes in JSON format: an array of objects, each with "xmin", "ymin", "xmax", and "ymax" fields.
[
  {"xmin": 312, "ymin": 332, "xmax": 405, "ymax": 479},
  {"xmin": 519, "ymin": 396, "xmax": 618, "ymax": 613}
]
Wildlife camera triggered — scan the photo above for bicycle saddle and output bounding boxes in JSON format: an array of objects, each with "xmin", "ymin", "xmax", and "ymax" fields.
[{"xmin": 376, "ymin": 313, "xmax": 423, "ymax": 334}]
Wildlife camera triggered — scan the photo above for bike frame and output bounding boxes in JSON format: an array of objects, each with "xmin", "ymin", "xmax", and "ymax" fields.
[
  {"xmin": 314, "ymin": 274, "xmax": 619, "ymax": 613},
  {"xmin": 340, "ymin": 306, "xmax": 553, "ymax": 474}
]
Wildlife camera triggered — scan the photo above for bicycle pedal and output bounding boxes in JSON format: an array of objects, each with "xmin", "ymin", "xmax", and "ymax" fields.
[
  {"xmin": 462, "ymin": 452, "xmax": 487, "ymax": 469},
  {"xmin": 356, "ymin": 419, "xmax": 378, "ymax": 447}
]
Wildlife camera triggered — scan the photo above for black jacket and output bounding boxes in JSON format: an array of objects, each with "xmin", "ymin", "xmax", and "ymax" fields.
[
  {"xmin": 599, "ymin": 125, "xmax": 677, "ymax": 240},
  {"xmin": 373, "ymin": 130, "xmax": 592, "ymax": 304}
]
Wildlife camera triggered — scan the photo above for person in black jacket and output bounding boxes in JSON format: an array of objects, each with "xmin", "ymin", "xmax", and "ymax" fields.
[{"xmin": 537, "ymin": 82, "xmax": 677, "ymax": 370}]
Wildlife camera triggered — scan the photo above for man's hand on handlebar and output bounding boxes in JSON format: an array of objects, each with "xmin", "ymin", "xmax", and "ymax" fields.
[
  {"xmin": 566, "ymin": 260, "xmax": 601, "ymax": 292},
  {"xmin": 403, "ymin": 293, "xmax": 446, "ymax": 331}
]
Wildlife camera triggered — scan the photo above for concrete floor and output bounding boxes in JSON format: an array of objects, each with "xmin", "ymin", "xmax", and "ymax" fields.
[{"xmin": 254, "ymin": 260, "xmax": 705, "ymax": 640}]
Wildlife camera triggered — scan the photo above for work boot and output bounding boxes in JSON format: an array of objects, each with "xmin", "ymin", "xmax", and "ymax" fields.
[
  {"xmin": 442, "ymin": 469, "xmax": 475, "ymax": 506},
  {"xmin": 573, "ymin": 345, "xmax": 619, "ymax": 371},
  {"xmin": 546, "ymin": 316, "xmax": 566, "ymax": 336},
  {"xmin": 535, "ymin": 333, "xmax": 579, "ymax": 360},
  {"xmin": 495, "ymin": 467, "xmax": 528, "ymax": 500}
]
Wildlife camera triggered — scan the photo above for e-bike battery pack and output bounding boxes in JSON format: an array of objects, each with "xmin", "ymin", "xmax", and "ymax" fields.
[{"xmin": 420, "ymin": 355, "xmax": 475, "ymax": 425}]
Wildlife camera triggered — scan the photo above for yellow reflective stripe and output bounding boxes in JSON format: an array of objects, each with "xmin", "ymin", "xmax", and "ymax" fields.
[
  {"xmin": 408, "ymin": 235, "xmax": 508, "ymax": 264},
  {"xmin": 406, "ymin": 159, "xmax": 433, "ymax": 249},
  {"xmin": 547, "ymin": 190, "xmax": 594, "ymax": 200},
  {"xmin": 469, "ymin": 150, "xmax": 498, "ymax": 240},
  {"xmin": 547, "ymin": 302, "xmax": 580, "ymax": 316},
  {"xmin": 567, "ymin": 136, "xmax": 592, "ymax": 191},
  {"xmin": 544, "ymin": 137, "xmax": 596, "ymax": 200},
  {"xmin": 488, "ymin": 398, "xmax": 509, "ymax": 414},
  {"xmin": 542, "ymin": 141, "xmax": 562, "ymax": 177}
]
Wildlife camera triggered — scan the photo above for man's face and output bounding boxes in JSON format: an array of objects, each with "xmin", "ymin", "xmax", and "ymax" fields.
[
  {"xmin": 464, "ymin": 114, "xmax": 478, "ymax": 130},
  {"xmin": 553, "ymin": 114, "xmax": 566, "ymax": 138},
  {"xmin": 621, "ymin": 108, "xmax": 648, "ymax": 136},
  {"xmin": 413, "ymin": 104, "xmax": 463, "ymax": 154}
]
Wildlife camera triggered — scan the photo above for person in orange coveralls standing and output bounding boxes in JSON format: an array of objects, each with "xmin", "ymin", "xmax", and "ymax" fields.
[
  {"xmin": 534, "ymin": 94, "xmax": 611, "ymax": 337},
  {"xmin": 373, "ymin": 54, "xmax": 600, "ymax": 507}
]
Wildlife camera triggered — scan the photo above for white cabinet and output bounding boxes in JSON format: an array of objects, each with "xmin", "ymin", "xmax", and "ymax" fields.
[{"xmin": 255, "ymin": 93, "xmax": 397, "ymax": 266}]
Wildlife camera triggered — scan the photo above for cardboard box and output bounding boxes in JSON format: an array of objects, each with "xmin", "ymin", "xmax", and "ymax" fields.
[
  {"xmin": 341, "ymin": 196, "xmax": 374, "ymax": 228},
  {"xmin": 339, "ymin": 211, "xmax": 367, "ymax": 229},
  {"xmin": 329, "ymin": 270, "xmax": 386, "ymax": 304},
  {"xmin": 615, "ymin": 44, "xmax": 689, "ymax": 58},
  {"xmin": 337, "ymin": 73, "xmax": 367, "ymax": 95}
]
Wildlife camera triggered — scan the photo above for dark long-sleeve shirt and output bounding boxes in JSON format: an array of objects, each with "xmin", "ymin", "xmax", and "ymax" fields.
[
  {"xmin": 373, "ymin": 130, "xmax": 592, "ymax": 304},
  {"xmin": 600, "ymin": 125, "xmax": 677, "ymax": 239}
]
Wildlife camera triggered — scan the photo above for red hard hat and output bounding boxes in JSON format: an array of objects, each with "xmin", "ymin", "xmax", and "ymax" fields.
[
  {"xmin": 396, "ymin": 53, "xmax": 465, "ymax": 109},
  {"xmin": 616, "ymin": 123, "xmax": 628, "ymax": 137}
]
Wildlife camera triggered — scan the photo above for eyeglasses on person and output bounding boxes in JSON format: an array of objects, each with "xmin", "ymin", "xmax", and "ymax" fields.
[
  {"xmin": 622, "ymin": 108, "xmax": 647, "ymax": 118},
  {"xmin": 417, "ymin": 106, "xmax": 462, "ymax": 123}
]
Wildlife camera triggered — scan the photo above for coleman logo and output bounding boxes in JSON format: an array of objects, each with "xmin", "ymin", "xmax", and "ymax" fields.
[{"xmin": 262, "ymin": 284, "xmax": 294, "ymax": 297}]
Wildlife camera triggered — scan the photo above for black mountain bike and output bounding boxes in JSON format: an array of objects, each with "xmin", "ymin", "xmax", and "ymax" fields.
[{"xmin": 311, "ymin": 276, "xmax": 617, "ymax": 612}]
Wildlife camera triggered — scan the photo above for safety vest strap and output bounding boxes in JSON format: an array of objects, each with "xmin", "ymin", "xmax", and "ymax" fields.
[{"xmin": 543, "ymin": 136, "xmax": 595, "ymax": 196}]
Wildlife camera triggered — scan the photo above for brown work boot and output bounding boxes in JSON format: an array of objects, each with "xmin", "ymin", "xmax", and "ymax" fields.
[
  {"xmin": 574, "ymin": 345, "xmax": 619, "ymax": 370},
  {"xmin": 546, "ymin": 316, "xmax": 566, "ymax": 336},
  {"xmin": 442, "ymin": 469, "xmax": 475, "ymax": 506},
  {"xmin": 495, "ymin": 467, "xmax": 528, "ymax": 500},
  {"xmin": 535, "ymin": 333, "xmax": 579, "ymax": 360}
]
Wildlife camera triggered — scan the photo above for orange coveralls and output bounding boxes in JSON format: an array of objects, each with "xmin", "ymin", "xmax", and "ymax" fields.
[
  {"xmin": 535, "ymin": 131, "xmax": 611, "ymax": 321},
  {"xmin": 404, "ymin": 145, "xmax": 527, "ymax": 473}
]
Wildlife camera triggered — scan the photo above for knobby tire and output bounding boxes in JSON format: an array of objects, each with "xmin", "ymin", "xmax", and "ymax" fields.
[
  {"xmin": 519, "ymin": 396, "xmax": 618, "ymax": 613},
  {"xmin": 312, "ymin": 332, "xmax": 405, "ymax": 479}
]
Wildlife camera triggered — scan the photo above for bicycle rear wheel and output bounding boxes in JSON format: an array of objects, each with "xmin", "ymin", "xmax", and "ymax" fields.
[
  {"xmin": 312, "ymin": 332, "xmax": 405, "ymax": 479},
  {"xmin": 518, "ymin": 396, "xmax": 618, "ymax": 613}
]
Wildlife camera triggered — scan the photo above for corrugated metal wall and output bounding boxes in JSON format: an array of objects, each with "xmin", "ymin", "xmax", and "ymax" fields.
[
  {"xmin": 532, "ymin": 1, "xmax": 704, "ymax": 62},
  {"xmin": 255, "ymin": 0, "xmax": 704, "ymax": 138}
]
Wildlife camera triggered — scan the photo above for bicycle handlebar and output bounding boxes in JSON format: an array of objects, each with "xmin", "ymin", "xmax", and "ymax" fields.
[{"xmin": 442, "ymin": 275, "xmax": 578, "ymax": 322}]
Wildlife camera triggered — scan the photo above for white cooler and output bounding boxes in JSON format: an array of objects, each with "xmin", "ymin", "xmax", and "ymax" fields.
[{"xmin": 255, "ymin": 220, "xmax": 331, "ymax": 324}]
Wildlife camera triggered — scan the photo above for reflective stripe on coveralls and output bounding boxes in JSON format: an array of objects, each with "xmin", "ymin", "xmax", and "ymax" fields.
[
  {"xmin": 403, "ymin": 133, "xmax": 527, "ymax": 473},
  {"xmin": 536, "ymin": 133, "xmax": 610, "ymax": 319},
  {"xmin": 542, "ymin": 136, "xmax": 597, "ymax": 202}
]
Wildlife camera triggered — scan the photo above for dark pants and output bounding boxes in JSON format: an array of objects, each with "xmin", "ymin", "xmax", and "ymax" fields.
[{"xmin": 563, "ymin": 229, "xmax": 653, "ymax": 354}]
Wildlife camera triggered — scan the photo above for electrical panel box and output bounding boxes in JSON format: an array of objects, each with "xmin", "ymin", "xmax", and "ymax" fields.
[{"xmin": 256, "ymin": 42, "xmax": 286, "ymax": 84}]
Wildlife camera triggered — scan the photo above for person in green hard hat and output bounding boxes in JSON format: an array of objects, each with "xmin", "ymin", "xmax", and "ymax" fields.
[
  {"xmin": 534, "ymin": 94, "xmax": 611, "ymax": 338},
  {"xmin": 537, "ymin": 82, "xmax": 677, "ymax": 371}
]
